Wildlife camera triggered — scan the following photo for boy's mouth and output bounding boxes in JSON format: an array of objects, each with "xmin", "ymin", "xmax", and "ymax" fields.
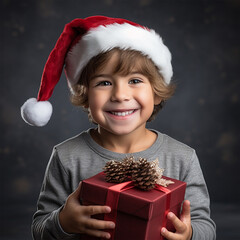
[{"xmin": 107, "ymin": 110, "xmax": 135, "ymax": 117}]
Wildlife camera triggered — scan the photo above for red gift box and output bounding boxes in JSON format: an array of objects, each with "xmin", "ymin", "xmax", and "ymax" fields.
[{"xmin": 79, "ymin": 172, "xmax": 186, "ymax": 240}]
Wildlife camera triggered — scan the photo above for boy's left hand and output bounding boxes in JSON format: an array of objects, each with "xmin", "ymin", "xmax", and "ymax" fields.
[{"xmin": 161, "ymin": 200, "xmax": 192, "ymax": 240}]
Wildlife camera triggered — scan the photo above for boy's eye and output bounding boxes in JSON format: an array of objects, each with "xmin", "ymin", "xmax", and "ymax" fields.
[
  {"xmin": 96, "ymin": 81, "xmax": 112, "ymax": 86},
  {"xmin": 129, "ymin": 78, "xmax": 142, "ymax": 84}
]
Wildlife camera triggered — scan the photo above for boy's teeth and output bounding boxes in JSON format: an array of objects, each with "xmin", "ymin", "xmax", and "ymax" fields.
[{"xmin": 111, "ymin": 110, "xmax": 134, "ymax": 116}]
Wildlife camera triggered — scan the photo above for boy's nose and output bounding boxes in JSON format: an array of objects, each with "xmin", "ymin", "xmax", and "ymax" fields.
[{"xmin": 110, "ymin": 84, "xmax": 130, "ymax": 102}]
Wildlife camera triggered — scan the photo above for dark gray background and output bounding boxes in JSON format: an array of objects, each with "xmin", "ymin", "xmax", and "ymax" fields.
[{"xmin": 1, "ymin": 0, "xmax": 240, "ymax": 239}]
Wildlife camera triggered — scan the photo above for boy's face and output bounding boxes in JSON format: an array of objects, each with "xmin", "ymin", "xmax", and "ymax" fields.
[{"xmin": 87, "ymin": 52, "xmax": 161, "ymax": 136}]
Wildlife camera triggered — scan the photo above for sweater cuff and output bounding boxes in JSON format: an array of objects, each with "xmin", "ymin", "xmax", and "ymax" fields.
[
  {"xmin": 54, "ymin": 206, "xmax": 81, "ymax": 239},
  {"xmin": 191, "ymin": 223, "xmax": 196, "ymax": 240}
]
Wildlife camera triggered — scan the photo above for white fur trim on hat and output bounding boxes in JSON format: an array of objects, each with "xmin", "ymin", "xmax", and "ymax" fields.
[
  {"xmin": 65, "ymin": 23, "xmax": 173, "ymax": 87},
  {"xmin": 21, "ymin": 98, "xmax": 53, "ymax": 127}
]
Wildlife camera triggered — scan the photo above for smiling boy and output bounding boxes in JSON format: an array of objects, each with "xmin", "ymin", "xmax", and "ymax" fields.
[
  {"xmin": 21, "ymin": 16, "xmax": 216, "ymax": 240},
  {"xmin": 87, "ymin": 51, "xmax": 161, "ymax": 153}
]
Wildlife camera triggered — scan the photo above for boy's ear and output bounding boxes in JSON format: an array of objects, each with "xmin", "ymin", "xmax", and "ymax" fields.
[{"xmin": 154, "ymin": 95, "xmax": 162, "ymax": 105}]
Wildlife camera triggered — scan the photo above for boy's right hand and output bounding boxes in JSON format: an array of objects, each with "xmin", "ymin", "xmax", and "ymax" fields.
[{"xmin": 59, "ymin": 182, "xmax": 115, "ymax": 239}]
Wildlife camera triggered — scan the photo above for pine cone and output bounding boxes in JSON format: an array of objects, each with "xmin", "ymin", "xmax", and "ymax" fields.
[
  {"xmin": 103, "ymin": 157, "xmax": 174, "ymax": 189},
  {"xmin": 121, "ymin": 156, "xmax": 135, "ymax": 177},
  {"xmin": 103, "ymin": 160, "xmax": 128, "ymax": 183},
  {"xmin": 131, "ymin": 158, "xmax": 159, "ymax": 190}
]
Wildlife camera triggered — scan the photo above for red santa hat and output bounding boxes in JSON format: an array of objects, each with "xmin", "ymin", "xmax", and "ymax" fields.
[{"xmin": 21, "ymin": 16, "xmax": 173, "ymax": 127}]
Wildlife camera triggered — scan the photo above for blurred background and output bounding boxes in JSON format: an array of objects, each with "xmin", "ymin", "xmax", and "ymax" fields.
[{"xmin": 1, "ymin": 0, "xmax": 240, "ymax": 239}]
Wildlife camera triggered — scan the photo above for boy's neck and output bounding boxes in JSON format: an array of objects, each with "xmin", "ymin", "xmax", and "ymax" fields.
[{"xmin": 90, "ymin": 127, "xmax": 157, "ymax": 154}]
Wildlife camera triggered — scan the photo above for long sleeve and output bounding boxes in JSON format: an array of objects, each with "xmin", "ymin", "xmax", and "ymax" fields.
[
  {"xmin": 32, "ymin": 130, "xmax": 216, "ymax": 239},
  {"xmin": 32, "ymin": 148, "xmax": 81, "ymax": 240},
  {"xmin": 157, "ymin": 133, "xmax": 216, "ymax": 240},
  {"xmin": 183, "ymin": 151, "xmax": 216, "ymax": 240}
]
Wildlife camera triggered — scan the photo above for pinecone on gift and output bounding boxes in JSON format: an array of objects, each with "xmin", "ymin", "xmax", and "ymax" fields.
[
  {"xmin": 131, "ymin": 158, "xmax": 159, "ymax": 190},
  {"xmin": 103, "ymin": 157, "xmax": 174, "ymax": 190},
  {"xmin": 121, "ymin": 156, "xmax": 135, "ymax": 177},
  {"xmin": 103, "ymin": 160, "xmax": 128, "ymax": 183}
]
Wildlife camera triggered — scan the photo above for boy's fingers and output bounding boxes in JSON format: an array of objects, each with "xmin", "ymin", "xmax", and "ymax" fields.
[
  {"xmin": 180, "ymin": 200, "xmax": 191, "ymax": 222},
  {"xmin": 167, "ymin": 212, "xmax": 186, "ymax": 233},
  {"xmin": 161, "ymin": 227, "xmax": 176, "ymax": 240},
  {"xmin": 84, "ymin": 218, "xmax": 115, "ymax": 230},
  {"xmin": 84, "ymin": 228, "xmax": 111, "ymax": 239},
  {"xmin": 82, "ymin": 205, "xmax": 111, "ymax": 216}
]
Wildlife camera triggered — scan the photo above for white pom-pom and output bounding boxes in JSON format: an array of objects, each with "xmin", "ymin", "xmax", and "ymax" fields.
[{"xmin": 21, "ymin": 98, "xmax": 53, "ymax": 127}]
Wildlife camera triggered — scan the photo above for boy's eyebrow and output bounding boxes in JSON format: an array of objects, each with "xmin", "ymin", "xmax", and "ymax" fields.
[
  {"xmin": 129, "ymin": 71, "xmax": 144, "ymax": 75},
  {"xmin": 91, "ymin": 72, "xmax": 144, "ymax": 80},
  {"xmin": 91, "ymin": 74, "xmax": 112, "ymax": 80}
]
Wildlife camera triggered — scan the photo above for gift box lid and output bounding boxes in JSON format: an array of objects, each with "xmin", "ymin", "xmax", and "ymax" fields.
[{"xmin": 80, "ymin": 172, "xmax": 186, "ymax": 220}]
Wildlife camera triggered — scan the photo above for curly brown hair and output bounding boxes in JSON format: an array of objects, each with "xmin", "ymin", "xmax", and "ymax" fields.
[{"xmin": 70, "ymin": 48, "xmax": 175, "ymax": 122}]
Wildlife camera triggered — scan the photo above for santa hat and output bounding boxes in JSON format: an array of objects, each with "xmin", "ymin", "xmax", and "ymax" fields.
[{"xmin": 21, "ymin": 16, "xmax": 173, "ymax": 127}]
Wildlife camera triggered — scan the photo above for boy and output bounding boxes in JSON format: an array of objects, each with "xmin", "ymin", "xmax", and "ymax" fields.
[{"xmin": 21, "ymin": 16, "xmax": 216, "ymax": 239}]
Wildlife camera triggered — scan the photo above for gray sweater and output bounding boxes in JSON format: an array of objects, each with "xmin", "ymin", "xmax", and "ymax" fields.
[{"xmin": 32, "ymin": 129, "xmax": 216, "ymax": 239}]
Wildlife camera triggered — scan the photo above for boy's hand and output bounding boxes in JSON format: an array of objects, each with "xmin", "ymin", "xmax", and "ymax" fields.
[
  {"xmin": 59, "ymin": 182, "xmax": 115, "ymax": 239},
  {"xmin": 161, "ymin": 200, "xmax": 192, "ymax": 240}
]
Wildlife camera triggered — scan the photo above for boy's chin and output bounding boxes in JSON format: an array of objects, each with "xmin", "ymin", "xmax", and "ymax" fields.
[{"xmin": 101, "ymin": 125, "xmax": 144, "ymax": 137}]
